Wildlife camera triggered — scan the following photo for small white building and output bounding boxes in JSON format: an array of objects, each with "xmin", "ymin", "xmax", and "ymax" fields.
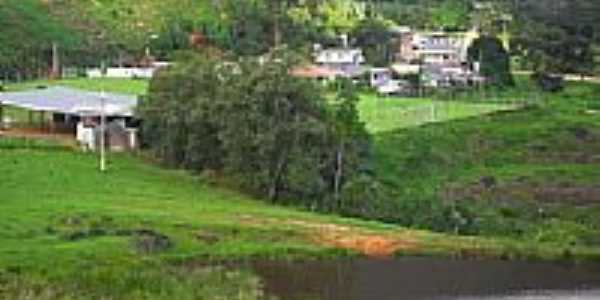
[
  {"xmin": 370, "ymin": 68, "xmax": 392, "ymax": 87},
  {"xmin": 86, "ymin": 61, "xmax": 171, "ymax": 79},
  {"xmin": 315, "ymin": 48, "xmax": 365, "ymax": 67},
  {"xmin": 313, "ymin": 48, "xmax": 368, "ymax": 79}
]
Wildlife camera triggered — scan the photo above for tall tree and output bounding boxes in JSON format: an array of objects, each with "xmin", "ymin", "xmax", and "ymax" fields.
[
  {"xmin": 0, "ymin": 0, "xmax": 79, "ymax": 80},
  {"xmin": 139, "ymin": 49, "xmax": 370, "ymax": 207},
  {"xmin": 512, "ymin": 0, "xmax": 600, "ymax": 76},
  {"xmin": 468, "ymin": 36, "xmax": 514, "ymax": 87}
]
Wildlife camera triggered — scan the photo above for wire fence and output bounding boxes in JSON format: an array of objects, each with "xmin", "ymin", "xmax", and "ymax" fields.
[{"xmin": 361, "ymin": 87, "xmax": 544, "ymax": 133}]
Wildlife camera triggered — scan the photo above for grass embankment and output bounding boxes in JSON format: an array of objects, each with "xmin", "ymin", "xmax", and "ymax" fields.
[
  {"xmin": 359, "ymin": 75, "xmax": 536, "ymax": 133},
  {"xmin": 370, "ymin": 80, "xmax": 600, "ymax": 249},
  {"xmin": 2, "ymin": 77, "xmax": 600, "ymax": 298},
  {"xmin": 1, "ymin": 138, "xmax": 597, "ymax": 299},
  {"xmin": 358, "ymin": 94, "xmax": 518, "ymax": 133}
]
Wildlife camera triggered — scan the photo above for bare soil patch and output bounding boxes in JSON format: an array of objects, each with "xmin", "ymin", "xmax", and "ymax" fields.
[{"xmin": 239, "ymin": 216, "xmax": 416, "ymax": 258}]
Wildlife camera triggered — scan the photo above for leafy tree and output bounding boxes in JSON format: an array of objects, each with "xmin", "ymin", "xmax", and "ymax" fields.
[
  {"xmin": 0, "ymin": 0, "xmax": 79, "ymax": 80},
  {"xmin": 512, "ymin": 0, "xmax": 600, "ymax": 77},
  {"xmin": 429, "ymin": 0, "xmax": 470, "ymax": 31},
  {"xmin": 139, "ymin": 49, "xmax": 370, "ymax": 208},
  {"xmin": 318, "ymin": 0, "xmax": 365, "ymax": 34},
  {"xmin": 352, "ymin": 18, "xmax": 393, "ymax": 66},
  {"xmin": 468, "ymin": 36, "xmax": 514, "ymax": 87},
  {"xmin": 329, "ymin": 79, "xmax": 370, "ymax": 205}
]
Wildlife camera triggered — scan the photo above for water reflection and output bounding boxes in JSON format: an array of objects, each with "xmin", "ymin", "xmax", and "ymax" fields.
[
  {"xmin": 466, "ymin": 290, "xmax": 600, "ymax": 300},
  {"xmin": 251, "ymin": 258, "xmax": 600, "ymax": 300}
]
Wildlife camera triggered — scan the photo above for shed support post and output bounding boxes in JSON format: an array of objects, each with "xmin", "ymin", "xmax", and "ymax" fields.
[
  {"xmin": 0, "ymin": 102, "xmax": 4, "ymax": 130},
  {"xmin": 39, "ymin": 111, "xmax": 45, "ymax": 129}
]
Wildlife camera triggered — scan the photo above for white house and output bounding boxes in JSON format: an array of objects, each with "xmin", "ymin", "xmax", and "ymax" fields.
[
  {"xmin": 315, "ymin": 48, "xmax": 365, "ymax": 67},
  {"xmin": 86, "ymin": 61, "xmax": 171, "ymax": 79},
  {"xmin": 313, "ymin": 48, "xmax": 368, "ymax": 79}
]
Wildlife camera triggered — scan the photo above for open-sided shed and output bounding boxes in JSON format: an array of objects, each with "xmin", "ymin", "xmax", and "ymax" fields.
[
  {"xmin": 0, "ymin": 86, "xmax": 140, "ymax": 151},
  {"xmin": 0, "ymin": 86, "xmax": 137, "ymax": 117}
]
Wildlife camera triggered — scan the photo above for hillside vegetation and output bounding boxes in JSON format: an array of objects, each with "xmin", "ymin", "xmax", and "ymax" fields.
[
  {"xmin": 4, "ymin": 78, "xmax": 600, "ymax": 247},
  {"xmin": 369, "ymin": 81, "xmax": 600, "ymax": 245},
  {"xmin": 4, "ymin": 138, "xmax": 596, "ymax": 299}
]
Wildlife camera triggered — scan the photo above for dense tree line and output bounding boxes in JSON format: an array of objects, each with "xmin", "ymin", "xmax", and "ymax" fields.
[
  {"xmin": 3, "ymin": 0, "xmax": 599, "ymax": 82},
  {"xmin": 468, "ymin": 36, "xmax": 514, "ymax": 87},
  {"xmin": 138, "ymin": 50, "xmax": 372, "ymax": 210},
  {"xmin": 0, "ymin": 0, "xmax": 79, "ymax": 81},
  {"xmin": 511, "ymin": 0, "xmax": 600, "ymax": 77}
]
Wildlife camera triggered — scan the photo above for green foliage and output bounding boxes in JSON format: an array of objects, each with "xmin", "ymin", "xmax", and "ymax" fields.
[
  {"xmin": 352, "ymin": 18, "xmax": 393, "ymax": 66},
  {"xmin": 139, "ymin": 50, "xmax": 370, "ymax": 208},
  {"xmin": 512, "ymin": 0, "xmax": 600, "ymax": 75},
  {"xmin": 4, "ymin": 136, "xmax": 598, "ymax": 297},
  {"xmin": 370, "ymin": 80, "xmax": 600, "ymax": 240},
  {"xmin": 468, "ymin": 36, "xmax": 515, "ymax": 87},
  {"xmin": 0, "ymin": 0, "xmax": 80, "ymax": 79},
  {"xmin": 429, "ymin": 0, "xmax": 470, "ymax": 30},
  {"xmin": 317, "ymin": 0, "xmax": 365, "ymax": 34},
  {"xmin": 0, "ymin": 266, "xmax": 269, "ymax": 300}
]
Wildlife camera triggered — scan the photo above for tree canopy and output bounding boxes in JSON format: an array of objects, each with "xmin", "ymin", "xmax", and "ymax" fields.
[
  {"xmin": 0, "ymin": 0, "xmax": 79, "ymax": 79},
  {"xmin": 468, "ymin": 36, "xmax": 514, "ymax": 87},
  {"xmin": 139, "ymin": 50, "xmax": 370, "ymax": 208},
  {"xmin": 512, "ymin": 0, "xmax": 600, "ymax": 75}
]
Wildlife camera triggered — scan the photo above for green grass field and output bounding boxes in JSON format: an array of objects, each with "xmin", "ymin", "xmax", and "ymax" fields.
[
  {"xmin": 358, "ymin": 94, "xmax": 520, "ymax": 133},
  {"xmin": 2, "ymin": 136, "xmax": 598, "ymax": 299},
  {"xmin": 3, "ymin": 78, "xmax": 148, "ymax": 95},
  {"xmin": 2, "ymin": 77, "xmax": 600, "ymax": 298},
  {"xmin": 370, "ymin": 80, "xmax": 600, "ymax": 245}
]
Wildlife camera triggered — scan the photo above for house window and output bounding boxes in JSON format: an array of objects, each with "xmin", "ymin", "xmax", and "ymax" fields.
[{"xmin": 443, "ymin": 54, "xmax": 449, "ymax": 60}]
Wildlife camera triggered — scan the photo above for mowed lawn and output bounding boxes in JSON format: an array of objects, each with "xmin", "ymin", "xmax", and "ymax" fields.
[
  {"xmin": 2, "ymin": 138, "xmax": 599, "ymax": 298},
  {"xmin": 2, "ymin": 78, "xmax": 600, "ymax": 298},
  {"xmin": 358, "ymin": 93, "xmax": 520, "ymax": 133},
  {"xmin": 3, "ymin": 78, "xmax": 148, "ymax": 95},
  {"xmin": 0, "ymin": 139, "xmax": 341, "ymax": 266}
]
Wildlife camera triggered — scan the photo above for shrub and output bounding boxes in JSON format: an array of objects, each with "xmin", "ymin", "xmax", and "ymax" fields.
[
  {"xmin": 531, "ymin": 73, "xmax": 564, "ymax": 92},
  {"xmin": 139, "ymin": 50, "xmax": 371, "ymax": 208}
]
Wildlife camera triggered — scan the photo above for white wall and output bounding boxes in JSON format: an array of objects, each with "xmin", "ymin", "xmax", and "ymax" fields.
[{"xmin": 86, "ymin": 67, "xmax": 156, "ymax": 79}]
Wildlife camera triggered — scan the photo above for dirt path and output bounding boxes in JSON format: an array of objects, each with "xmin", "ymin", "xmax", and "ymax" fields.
[
  {"xmin": 240, "ymin": 216, "xmax": 417, "ymax": 258},
  {"xmin": 0, "ymin": 128, "xmax": 76, "ymax": 146}
]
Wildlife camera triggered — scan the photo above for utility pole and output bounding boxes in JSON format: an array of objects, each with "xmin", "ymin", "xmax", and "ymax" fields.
[
  {"xmin": 100, "ymin": 59, "xmax": 107, "ymax": 172},
  {"xmin": 0, "ymin": 102, "xmax": 4, "ymax": 130},
  {"xmin": 100, "ymin": 90, "xmax": 106, "ymax": 172},
  {"xmin": 52, "ymin": 42, "xmax": 60, "ymax": 79}
]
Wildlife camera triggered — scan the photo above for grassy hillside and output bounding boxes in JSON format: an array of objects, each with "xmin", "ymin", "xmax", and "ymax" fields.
[
  {"xmin": 371, "ymin": 81, "xmax": 600, "ymax": 244},
  {"xmin": 2, "ymin": 137, "xmax": 599, "ymax": 299},
  {"xmin": 358, "ymin": 93, "xmax": 518, "ymax": 133}
]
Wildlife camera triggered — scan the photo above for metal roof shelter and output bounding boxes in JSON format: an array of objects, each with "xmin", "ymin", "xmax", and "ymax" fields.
[{"xmin": 0, "ymin": 86, "xmax": 138, "ymax": 117}]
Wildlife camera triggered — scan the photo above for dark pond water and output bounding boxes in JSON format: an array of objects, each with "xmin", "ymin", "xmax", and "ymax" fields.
[{"xmin": 251, "ymin": 258, "xmax": 600, "ymax": 300}]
